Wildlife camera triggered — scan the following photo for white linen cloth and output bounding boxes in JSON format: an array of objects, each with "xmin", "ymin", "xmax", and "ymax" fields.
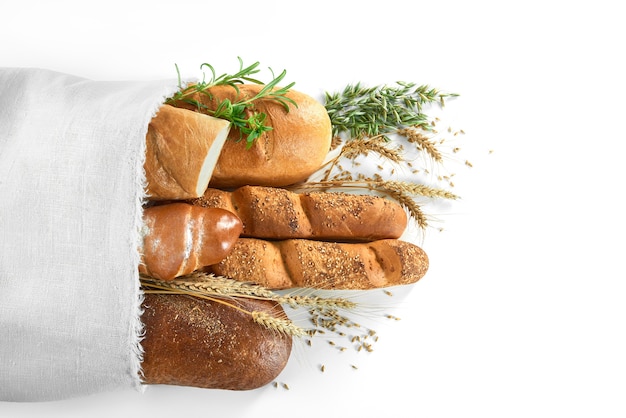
[{"xmin": 0, "ymin": 68, "xmax": 180, "ymax": 401}]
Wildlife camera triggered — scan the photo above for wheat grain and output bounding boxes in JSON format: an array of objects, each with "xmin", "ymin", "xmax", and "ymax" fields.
[
  {"xmin": 142, "ymin": 273, "xmax": 276, "ymax": 299},
  {"xmin": 251, "ymin": 311, "xmax": 307, "ymax": 337},
  {"xmin": 341, "ymin": 136, "xmax": 403, "ymax": 163},
  {"xmin": 379, "ymin": 180, "xmax": 459, "ymax": 200},
  {"xmin": 398, "ymin": 126, "xmax": 443, "ymax": 163},
  {"xmin": 279, "ymin": 294, "xmax": 357, "ymax": 310}
]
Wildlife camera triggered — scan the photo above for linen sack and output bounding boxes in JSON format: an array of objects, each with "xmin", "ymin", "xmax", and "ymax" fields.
[{"xmin": 0, "ymin": 68, "xmax": 179, "ymax": 401}]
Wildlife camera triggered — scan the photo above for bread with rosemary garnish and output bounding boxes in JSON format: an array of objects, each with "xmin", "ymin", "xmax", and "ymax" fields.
[
  {"xmin": 175, "ymin": 84, "xmax": 332, "ymax": 188},
  {"xmin": 205, "ymin": 238, "xmax": 428, "ymax": 290},
  {"xmin": 140, "ymin": 294, "xmax": 292, "ymax": 390},
  {"xmin": 144, "ymin": 105, "xmax": 231, "ymax": 200},
  {"xmin": 188, "ymin": 185, "xmax": 407, "ymax": 241},
  {"xmin": 139, "ymin": 202, "xmax": 243, "ymax": 281}
]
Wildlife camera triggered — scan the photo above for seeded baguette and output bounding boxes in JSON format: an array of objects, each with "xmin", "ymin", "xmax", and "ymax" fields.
[
  {"xmin": 140, "ymin": 294, "xmax": 292, "ymax": 390},
  {"xmin": 205, "ymin": 238, "xmax": 428, "ymax": 290},
  {"xmin": 188, "ymin": 185, "xmax": 407, "ymax": 241}
]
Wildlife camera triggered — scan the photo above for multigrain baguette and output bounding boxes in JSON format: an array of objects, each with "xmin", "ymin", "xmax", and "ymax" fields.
[
  {"xmin": 189, "ymin": 185, "xmax": 408, "ymax": 241},
  {"xmin": 140, "ymin": 294, "xmax": 292, "ymax": 390},
  {"xmin": 205, "ymin": 238, "xmax": 429, "ymax": 290}
]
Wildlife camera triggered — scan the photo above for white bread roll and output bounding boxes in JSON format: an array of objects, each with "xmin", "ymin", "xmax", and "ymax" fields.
[{"xmin": 144, "ymin": 105, "xmax": 231, "ymax": 200}]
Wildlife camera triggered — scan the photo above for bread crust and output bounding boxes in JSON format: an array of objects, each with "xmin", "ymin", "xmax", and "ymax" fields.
[
  {"xmin": 140, "ymin": 294, "xmax": 292, "ymax": 390},
  {"xmin": 144, "ymin": 105, "xmax": 231, "ymax": 200}
]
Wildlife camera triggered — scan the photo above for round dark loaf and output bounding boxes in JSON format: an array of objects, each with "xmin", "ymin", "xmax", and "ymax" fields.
[{"xmin": 140, "ymin": 294, "xmax": 292, "ymax": 390}]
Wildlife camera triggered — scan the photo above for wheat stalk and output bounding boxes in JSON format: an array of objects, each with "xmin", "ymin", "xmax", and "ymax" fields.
[
  {"xmin": 381, "ymin": 187, "xmax": 429, "ymax": 229},
  {"xmin": 141, "ymin": 272, "xmax": 357, "ymax": 310},
  {"xmin": 305, "ymin": 118, "xmax": 462, "ymax": 231},
  {"xmin": 251, "ymin": 311, "xmax": 308, "ymax": 337},
  {"xmin": 319, "ymin": 136, "xmax": 403, "ymax": 182},
  {"xmin": 398, "ymin": 126, "xmax": 443, "ymax": 163},
  {"xmin": 341, "ymin": 136, "xmax": 403, "ymax": 163},
  {"xmin": 141, "ymin": 272, "xmax": 277, "ymax": 299},
  {"xmin": 378, "ymin": 180, "xmax": 458, "ymax": 200},
  {"xmin": 288, "ymin": 179, "xmax": 457, "ymax": 229},
  {"xmin": 281, "ymin": 294, "xmax": 356, "ymax": 310},
  {"xmin": 140, "ymin": 273, "xmax": 359, "ymax": 338}
]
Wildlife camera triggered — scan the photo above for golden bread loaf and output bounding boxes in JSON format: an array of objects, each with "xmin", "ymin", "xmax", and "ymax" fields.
[{"xmin": 175, "ymin": 84, "xmax": 332, "ymax": 188}]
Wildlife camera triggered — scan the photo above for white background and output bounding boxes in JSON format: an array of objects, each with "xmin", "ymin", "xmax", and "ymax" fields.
[{"xmin": 2, "ymin": 0, "xmax": 625, "ymax": 417}]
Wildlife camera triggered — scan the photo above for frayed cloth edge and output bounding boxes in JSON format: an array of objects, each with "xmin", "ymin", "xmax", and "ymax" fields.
[{"xmin": 128, "ymin": 80, "xmax": 193, "ymax": 393}]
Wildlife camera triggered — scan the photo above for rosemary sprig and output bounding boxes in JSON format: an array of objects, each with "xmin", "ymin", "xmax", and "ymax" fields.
[
  {"xmin": 324, "ymin": 81, "xmax": 457, "ymax": 139},
  {"xmin": 166, "ymin": 57, "xmax": 297, "ymax": 148}
]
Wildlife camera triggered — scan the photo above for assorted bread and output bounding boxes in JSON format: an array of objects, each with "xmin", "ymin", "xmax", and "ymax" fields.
[{"xmin": 139, "ymin": 83, "xmax": 430, "ymax": 391}]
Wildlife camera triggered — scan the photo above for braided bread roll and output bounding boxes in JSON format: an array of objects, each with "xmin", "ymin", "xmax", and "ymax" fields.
[
  {"xmin": 189, "ymin": 185, "xmax": 407, "ymax": 241},
  {"xmin": 205, "ymin": 238, "xmax": 428, "ymax": 290}
]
